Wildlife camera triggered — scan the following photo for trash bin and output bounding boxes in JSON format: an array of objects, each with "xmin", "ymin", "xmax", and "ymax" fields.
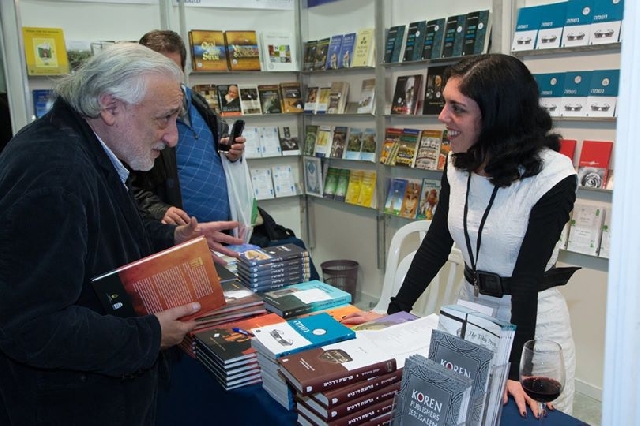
[{"xmin": 320, "ymin": 260, "xmax": 359, "ymax": 301}]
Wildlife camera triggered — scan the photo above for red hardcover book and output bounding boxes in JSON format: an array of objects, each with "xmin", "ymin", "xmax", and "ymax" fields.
[
  {"xmin": 577, "ymin": 140, "xmax": 613, "ymax": 189},
  {"xmin": 302, "ymin": 382, "xmax": 400, "ymax": 420},
  {"xmin": 559, "ymin": 139, "xmax": 577, "ymax": 162},
  {"xmin": 297, "ymin": 397, "xmax": 395, "ymax": 426},
  {"xmin": 91, "ymin": 236, "xmax": 224, "ymax": 322},
  {"xmin": 310, "ymin": 369, "xmax": 403, "ymax": 408}
]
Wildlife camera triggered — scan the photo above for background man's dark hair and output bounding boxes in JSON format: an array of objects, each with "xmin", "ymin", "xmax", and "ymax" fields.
[{"xmin": 139, "ymin": 30, "xmax": 187, "ymax": 70}]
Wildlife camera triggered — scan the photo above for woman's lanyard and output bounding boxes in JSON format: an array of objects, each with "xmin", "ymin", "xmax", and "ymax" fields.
[{"xmin": 462, "ymin": 172, "xmax": 499, "ymax": 297}]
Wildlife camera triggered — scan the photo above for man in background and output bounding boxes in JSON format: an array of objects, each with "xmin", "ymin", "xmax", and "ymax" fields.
[{"xmin": 0, "ymin": 43, "xmax": 241, "ymax": 425}]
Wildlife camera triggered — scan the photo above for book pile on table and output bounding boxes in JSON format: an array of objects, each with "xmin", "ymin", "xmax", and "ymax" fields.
[
  {"xmin": 261, "ymin": 280, "xmax": 352, "ymax": 319},
  {"xmin": 250, "ymin": 311, "xmax": 356, "ymax": 410},
  {"xmin": 191, "ymin": 313, "xmax": 283, "ymax": 390},
  {"xmin": 277, "ymin": 314, "xmax": 439, "ymax": 425},
  {"xmin": 236, "ymin": 243, "xmax": 312, "ymax": 292}
]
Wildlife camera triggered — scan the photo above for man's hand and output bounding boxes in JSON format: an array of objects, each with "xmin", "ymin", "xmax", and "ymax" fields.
[
  {"xmin": 155, "ymin": 302, "xmax": 201, "ymax": 349},
  {"xmin": 174, "ymin": 217, "xmax": 243, "ymax": 264},
  {"xmin": 222, "ymin": 135, "xmax": 246, "ymax": 161},
  {"xmin": 161, "ymin": 206, "xmax": 191, "ymax": 225},
  {"xmin": 341, "ymin": 311, "xmax": 386, "ymax": 325}
]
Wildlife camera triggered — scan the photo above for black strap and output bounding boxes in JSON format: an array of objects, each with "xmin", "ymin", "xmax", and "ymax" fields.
[{"xmin": 464, "ymin": 265, "xmax": 581, "ymax": 295}]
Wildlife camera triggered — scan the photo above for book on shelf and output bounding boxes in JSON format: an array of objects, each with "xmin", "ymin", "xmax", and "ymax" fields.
[
  {"xmin": 241, "ymin": 126, "xmax": 262, "ymax": 158},
  {"xmin": 567, "ymin": 203, "xmax": 605, "ymax": 257},
  {"xmin": 303, "ymin": 39, "xmax": 318, "ymax": 72},
  {"xmin": 380, "ymin": 127, "xmax": 403, "ymax": 165},
  {"xmin": 463, "ymin": 9, "xmax": 492, "ymax": 56},
  {"xmin": 586, "ymin": 69, "xmax": 620, "ymax": 118},
  {"xmin": 303, "ymin": 124, "xmax": 320, "ymax": 157},
  {"xmin": 356, "ymin": 78, "xmax": 376, "ymax": 114},
  {"xmin": 352, "ymin": 28, "xmax": 375, "ymax": 67},
  {"xmin": 384, "ymin": 178, "xmax": 408, "ymax": 216},
  {"xmin": 261, "ymin": 280, "xmax": 351, "ymax": 319},
  {"xmin": 422, "ymin": 17, "xmax": 446, "ymax": 60},
  {"xmin": 334, "ymin": 169, "xmax": 351, "ymax": 202},
  {"xmin": 393, "ymin": 127, "xmax": 421, "ymax": 168},
  {"xmin": 32, "ymin": 89, "xmax": 55, "ymax": 119},
  {"xmin": 304, "ymin": 156, "xmax": 324, "ymax": 197},
  {"xmin": 259, "ymin": 126, "xmax": 282, "ymax": 157},
  {"xmin": 238, "ymin": 85, "xmax": 262, "ymax": 115},
  {"xmin": 309, "ymin": 369, "xmax": 403, "ymax": 409},
  {"xmin": 357, "ymin": 171, "xmax": 377, "ymax": 209},
  {"xmin": 360, "ymin": 128, "xmax": 377, "ymax": 163},
  {"xmin": 441, "ymin": 14, "xmax": 467, "ymax": 58},
  {"xmin": 313, "ymin": 37, "xmax": 331, "ymax": 71},
  {"xmin": 22, "ymin": 26, "xmax": 69, "ymax": 75},
  {"xmin": 278, "ymin": 125, "xmax": 301, "ymax": 156},
  {"xmin": 393, "ymin": 354, "xmax": 473, "ymax": 426},
  {"xmin": 279, "ymin": 81, "xmax": 304, "ymax": 113},
  {"xmin": 414, "ymin": 129, "xmax": 444, "ymax": 170},
  {"xmin": 327, "ymin": 81, "xmax": 350, "ymax": 115},
  {"xmin": 91, "ymin": 236, "xmax": 224, "ymax": 321},
  {"xmin": 325, "ymin": 34, "xmax": 344, "ymax": 70},
  {"xmin": 560, "ymin": 70, "xmax": 592, "ymax": 117},
  {"xmin": 344, "ymin": 170, "xmax": 365, "ymax": 205},
  {"xmin": 313, "ymin": 126, "xmax": 334, "ymax": 158},
  {"xmin": 224, "ymin": 30, "xmax": 261, "ymax": 71},
  {"xmin": 315, "ymin": 86, "xmax": 332, "ymax": 115},
  {"xmin": 416, "ymin": 178, "xmax": 441, "ymax": 221},
  {"xmin": 577, "ymin": 140, "xmax": 613, "ymax": 189},
  {"xmin": 260, "ymin": 31, "xmax": 297, "ymax": 72},
  {"xmin": 589, "ymin": 0, "xmax": 624, "ymax": 45},
  {"xmin": 323, "ymin": 167, "xmax": 340, "ymax": 200},
  {"xmin": 428, "ymin": 329, "xmax": 493, "ymax": 425},
  {"xmin": 250, "ymin": 167, "xmax": 275, "ymax": 200},
  {"xmin": 251, "ymin": 312, "xmax": 355, "ymax": 360},
  {"xmin": 192, "ymin": 84, "xmax": 221, "ymax": 114},
  {"xmin": 188, "ymin": 29, "xmax": 228, "ymax": 72},
  {"xmin": 297, "ymin": 396, "xmax": 394, "ymax": 426},
  {"xmin": 391, "ymin": 74, "xmax": 422, "ymax": 115},
  {"xmin": 217, "ymin": 84, "xmax": 242, "ymax": 117},
  {"xmin": 257, "ymin": 84, "xmax": 283, "ymax": 114},
  {"xmin": 338, "ymin": 32, "xmax": 356, "ymax": 68},
  {"xmin": 437, "ymin": 130, "xmax": 451, "ymax": 171},
  {"xmin": 534, "ymin": 2, "xmax": 566, "ymax": 50},
  {"xmin": 422, "ymin": 65, "xmax": 447, "ymax": 115},
  {"xmin": 534, "ymin": 72, "xmax": 565, "ymax": 117},
  {"xmin": 511, "ymin": 5, "xmax": 542, "ymax": 52},
  {"xmin": 558, "ymin": 138, "xmax": 577, "ymax": 162},
  {"xmin": 271, "ymin": 165, "xmax": 297, "ymax": 198},
  {"xmin": 329, "ymin": 126, "xmax": 349, "ymax": 159},
  {"xmin": 384, "ymin": 24, "xmax": 407, "ymax": 64},
  {"xmin": 398, "ymin": 179, "xmax": 422, "ymax": 219},
  {"xmin": 344, "ymin": 128, "xmax": 364, "ymax": 161},
  {"xmin": 304, "ymin": 86, "xmax": 319, "ymax": 114},
  {"xmin": 65, "ymin": 40, "xmax": 92, "ymax": 73},
  {"xmin": 561, "ymin": 0, "xmax": 593, "ymax": 48},
  {"xmin": 403, "ymin": 20, "xmax": 427, "ymax": 63}
]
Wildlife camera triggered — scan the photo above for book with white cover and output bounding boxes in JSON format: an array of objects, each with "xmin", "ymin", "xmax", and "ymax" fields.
[
  {"xmin": 566, "ymin": 202, "xmax": 605, "ymax": 256},
  {"xmin": 259, "ymin": 126, "xmax": 282, "ymax": 157},
  {"xmin": 238, "ymin": 85, "xmax": 262, "ymax": 115},
  {"xmin": 271, "ymin": 165, "xmax": 297, "ymax": 198},
  {"xmin": 599, "ymin": 208, "xmax": 611, "ymax": 258},
  {"xmin": 260, "ymin": 31, "xmax": 298, "ymax": 71},
  {"xmin": 250, "ymin": 167, "xmax": 275, "ymax": 200},
  {"xmin": 241, "ymin": 126, "xmax": 262, "ymax": 159}
]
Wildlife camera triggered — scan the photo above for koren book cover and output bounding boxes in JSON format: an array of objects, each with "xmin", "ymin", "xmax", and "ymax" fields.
[
  {"xmin": 535, "ymin": 72, "xmax": 566, "ymax": 117},
  {"xmin": 22, "ymin": 26, "xmax": 69, "ymax": 75},
  {"xmin": 586, "ymin": 69, "xmax": 620, "ymax": 118},
  {"xmin": 560, "ymin": 71, "xmax": 592, "ymax": 117},
  {"xmin": 561, "ymin": 0, "xmax": 593, "ymax": 48},
  {"xmin": 511, "ymin": 5, "xmax": 542, "ymax": 52},
  {"xmin": 535, "ymin": 2, "xmax": 567, "ymax": 50}
]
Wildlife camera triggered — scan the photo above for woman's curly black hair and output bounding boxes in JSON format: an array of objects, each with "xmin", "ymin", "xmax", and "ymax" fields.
[{"xmin": 445, "ymin": 53, "xmax": 561, "ymax": 187}]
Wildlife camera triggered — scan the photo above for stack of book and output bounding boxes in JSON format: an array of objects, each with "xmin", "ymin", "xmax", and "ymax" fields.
[
  {"xmin": 250, "ymin": 312, "xmax": 356, "ymax": 410},
  {"xmin": 260, "ymin": 280, "xmax": 352, "ymax": 319},
  {"xmin": 192, "ymin": 313, "xmax": 283, "ymax": 390},
  {"xmin": 236, "ymin": 244, "xmax": 312, "ymax": 292}
]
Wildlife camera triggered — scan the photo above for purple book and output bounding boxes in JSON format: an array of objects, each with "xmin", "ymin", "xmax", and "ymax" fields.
[{"xmin": 352, "ymin": 311, "xmax": 418, "ymax": 331}]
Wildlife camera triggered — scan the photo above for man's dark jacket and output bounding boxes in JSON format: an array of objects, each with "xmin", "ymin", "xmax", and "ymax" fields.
[
  {"xmin": 130, "ymin": 90, "xmax": 226, "ymax": 220},
  {"xmin": 0, "ymin": 99, "xmax": 175, "ymax": 425}
]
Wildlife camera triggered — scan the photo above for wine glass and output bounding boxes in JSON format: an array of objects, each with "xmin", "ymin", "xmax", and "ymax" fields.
[{"xmin": 519, "ymin": 340, "xmax": 565, "ymax": 422}]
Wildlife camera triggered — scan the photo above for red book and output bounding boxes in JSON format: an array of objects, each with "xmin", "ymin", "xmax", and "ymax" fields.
[
  {"xmin": 559, "ymin": 139, "xmax": 577, "ymax": 162},
  {"xmin": 577, "ymin": 140, "xmax": 613, "ymax": 189},
  {"xmin": 311, "ymin": 369, "xmax": 403, "ymax": 408}
]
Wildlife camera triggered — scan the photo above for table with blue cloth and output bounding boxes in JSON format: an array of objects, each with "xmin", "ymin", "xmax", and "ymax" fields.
[{"xmin": 156, "ymin": 354, "xmax": 588, "ymax": 426}]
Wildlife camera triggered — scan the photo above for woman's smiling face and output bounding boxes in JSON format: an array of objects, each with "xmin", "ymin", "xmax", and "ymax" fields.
[{"xmin": 438, "ymin": 77, "xmax": 482, "ymax": 154}]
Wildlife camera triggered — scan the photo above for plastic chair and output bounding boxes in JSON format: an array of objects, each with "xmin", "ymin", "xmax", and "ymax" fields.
[{"xmin": 373, "ymin": 220, "xmax": 465, "ymax": 317}]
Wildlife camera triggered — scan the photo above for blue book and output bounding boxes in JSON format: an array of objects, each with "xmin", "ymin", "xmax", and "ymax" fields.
[
  {"xmin": 403, "ymin": 21, "xmax": 426, "ymax": 62},
  {"xmin": 589, "ymin": 0, "xmax": 624, "ymax": 44},
  {"xmin": 325, "ymin": 34, "xmax": 343, "ymax": 70},
  {"xmin": 451, "ymin": 14, "xmax": 467, "ymax": 58},
  {"xmin": 560, "ymin": 70, "xmax": 592, "ymax": 117},
  {"xmin": 338, "ymin": 33, "xmax": 356, "ymax": 68},
  {"xmin": 511, "ymin": 5, "xmax": 542, "ymax": 52},
  {"xmin": 384, "ymin": 25, "xmax": 406, "ymax": 63},
  {"xmin": 586, "ymin": 69, "xmax": 620, "ymax": 118},
  {"xmin": 535, "ymin": 2, "xmax": 567, "ymax": 50},
  {"xmin": 534, "ymin": 72, "xmax": 566, "ymax": 117},
  {"xmin": 422, "ymin": 18, "xmax": 446, "ymax": 59},
  {"xmin": 441, "ymin": 14, "xmax": 465, "ymax": 58},
  {"xmin": 260, "ymin": 280, "xmax": 352, "ymax": 318},
  {"xmin": 561, "ymin": 0, "xmax": 593, "ymax": 47},
  {"xmin": 250, "ymin": 312, "xmax": 356, "ymax": 359},
  {"xmin": 463, "ymin": 10, "xmax": 492, "ymax": 56},
  {"xmin": 32, "ymin": 89, "xmax": 55, "ymax": 119},
  {"xmin": 384, "ymin": 178, "xmax": 408, "ymax": 216}
]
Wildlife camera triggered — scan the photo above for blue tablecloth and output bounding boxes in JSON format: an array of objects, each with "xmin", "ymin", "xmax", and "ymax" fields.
[{"xmin": 156, "ymin": 353, "xmax": 588, "ymax": 426}]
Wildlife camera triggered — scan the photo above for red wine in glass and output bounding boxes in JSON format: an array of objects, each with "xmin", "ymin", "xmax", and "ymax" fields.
[{"xmin": 521, "ymin": 376, "xmax": 562, "ymax": 403}]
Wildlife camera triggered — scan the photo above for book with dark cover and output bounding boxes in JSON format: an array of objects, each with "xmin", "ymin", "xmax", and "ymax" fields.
[
  {"xmin": 32, "ymin": 89, "xmax": 55, "ymax": 119},
  {"xmin": 325, "ymin": 34, "xmax": 343, "ymax": 70},
  {"xmin": 189, "ymin": 29, "xmax": 228, "ymax": 72},
  {"xmin": 238, "ymin": 270, "xmax": 311, "ymax": 288},
  {"xmin": 297, "ymin": 395, "xmax": 395, "ymax": 426},
  {"xmin": 428, "ymin": 329, "xmax": 493, "ymax": 425},
  {"xmin": 237, "ymin": 256, "xmax": 309, "ymax": 274},
  {"xmin": 257, "ymin": 84, "xmax": 283, "ymax": 114},
  {"xmin": 403, "ymin": 21, "xmax": 426, "ymax": 63},
  {"xmin": 301, "ymin": 383, "xmax": 400, "ymax": 421},
  {"xmin": 391, "ymin": 74, "xmax": 422, "ymax": 115},
  {"xmin": 422, "ymin": 18, "xmax": 446, "ymax": 60},
  {"xmin": 224, "ymin": 30, "xmax": 261, "ymax": 71},
  {"xmin": 217, "ymin": 84, "xmax": 242, "ymax": 117},
  {"xmin": 329, "ymin": 126, "xmax": 349, "ymax": 159},
  {"xmin": 384, "ymin": 178, "xmax": 408, "ymax": 216},
  {"xmin": 441, "ymin": 14, "xmax": 466, "ymax": 58},
  {"xmin": 279, "ymin": 81, "xmax": 304, "ymax": 113},
  {"xmin": 237, "ymin": 243, "xmax": 308, "ymax": 267},
  {"xmin": 471, "ymin": 10, "xmax": 491, "ymax": 55},
  {"xmin": 91, "ymin": 236, "xmax": 224, "ymax": 322},
  {"xmin": 334, "ymin": 168, "xmax": 351, "ymax": 202},
  {"xmin": 303, "ymin": 40, "xmax": 318, "ymax": 71},
  {"xmin": 251, "ymin": 312, "xmax": 356, "ymax": 360},
  {"xmin": 393, "ymin": 354, "xmax": 473, "ymax": 426},
  {"xmin": 422, "ymin": 65, "xmax": 447, "ymax": 115},
  {"xmin": 384, "ymin": 25, "xmax": 406, "ymax": 63},
  {"xmin": 278, "ymin": 125, "xmax": 301, "ymax": 156},
  {"xmin": 313, "ymin": 37, "xmax": 331, "ymax": 71},
  {"xmin": 192, "ymin": 84, "xmax": 220, "ymax": 114},
  {"xmin": 261, "ymin": 280, "xmax": 351, "ymax": 319},
  {"xmin": 310, "ymin": 369, "xmax": 403, "ymax": 408}
]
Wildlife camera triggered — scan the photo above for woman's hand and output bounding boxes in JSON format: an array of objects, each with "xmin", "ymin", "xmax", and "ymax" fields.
[
  {"xmin": 504, "ymin": 379, "xmax": 554, "ymax": 419},
  {"xmin": 340, "ymin": 311, "xmax": 386, "ymax": 325}
]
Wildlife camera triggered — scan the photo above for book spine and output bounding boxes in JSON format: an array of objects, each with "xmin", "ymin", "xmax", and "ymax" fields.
[
  {"xmin": 330, "ymin": 383, "xmax": 400, "ymax": 419},
  {"xmin": 316, "ymin": 368, "xmax": 403, "ymax": 408},
  {"xmin": 329, "ymin": 398, "xmax": 395, "ymax": 426},
  {"xmin": 300, "ymin": 359, "xmax": 397, "ymax": 396}
]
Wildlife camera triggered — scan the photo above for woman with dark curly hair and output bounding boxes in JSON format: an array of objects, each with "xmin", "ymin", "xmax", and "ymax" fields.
[{"xmin": 344, "ymin": 53, "xmax": 579, "ymax": 418}]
